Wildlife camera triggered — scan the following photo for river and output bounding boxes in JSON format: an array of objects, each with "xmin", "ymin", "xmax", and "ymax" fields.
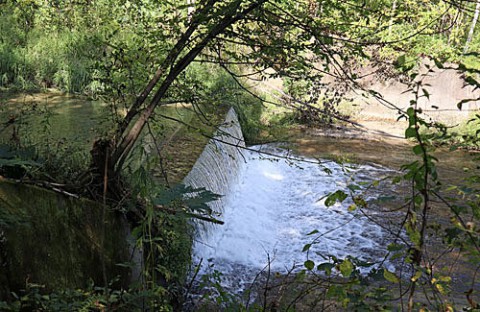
[
  {"xmin": 1, "ymin": 93, "xmax": 479, "ymax": 309},
  {"xmin": 193, "ymin": 144, "xmax": 400, "ymax": 292},
  {"xmin": 187, "ymin": 118, "xmax": 480, "ymax": 309}
]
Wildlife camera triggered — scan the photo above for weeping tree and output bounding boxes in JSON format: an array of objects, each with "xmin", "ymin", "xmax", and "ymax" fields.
[{"xmin": 91, "ymin": 0, "xmax": 320, "ymax": 193}]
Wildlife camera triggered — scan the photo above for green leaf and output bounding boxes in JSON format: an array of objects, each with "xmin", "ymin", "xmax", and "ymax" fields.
[
  {"xmin": 317, "ymin": 262, "xmax": 335, "ymax": 275},
  {"xmin": 307, "ymin": 229, "xmax": 319, "ymax": 235},
  {"xmin": 326, "ymin": 284, "xmax": 346, "ymax": 300},
  {"xmin": 154, "ymin": 185, "xmax": 221, "ymax": 215},
  {"xmin": 445, "ymin": 227, "xmax": 462, "ymax": 244},
  {"xmin": 320, "ymin": 36, "xmax": 333, "ymax": 45},
  {"xmin": 347, "ymin": 184, "xmax": 361, "ymax": 192},
  {"xmin": 396, "ymin": 55, "xmax": 406, "ymax": 68},
  {"xmin": 304, "ymin": 260, "xmax": 315, "ymax": 270},
  {"xmin": 387, "ymin": 243, "xmax": 404, "ymax": 252},
  {"xmin": 414, "ymin": 195, "xmax": 423, "ymax": 206},
  {"xmin": 406, "ymin": 107, "xmax": 415, "ymax": 118},
  {"xmin": 412, "ymin": 145, "xmax": 423, "ymax": 155},
  {"xmin": 411, "ymin": 270, "xmax": 422, "ymax": 282},
  {"xmin": 392, "ymin": 176, "xmax": 402, "ymax": 184},
  {"xmin": 465, "ymin": 76, "xmax": 480, "ymax": 88},
  {"xmin": 383, "ymin": 269, "xmax": 400, "ymax": 283},
  {"xmin": 339, "ymin": 259, "xmax": 354, "ymax": 278},
  {"xmin": 378, "ymin": 195, "xmax": 396, "ymax": 202},
  {"xmin": 390, "ymin": 252, "xmax": 404, "ymax": 261},
  {"xmin": 302, "ymin": 244, "xmax": 312, "ymax": 252},
  {"xmin": 405, "ymin": 127, "xmax": 417, "ymax": 139},
  {"xmin": 324, "ymin": 190, "xmax": 348, "ymax": 207},
  {"xmin": 433, "ymin": 58, "xmax": 444, "ymax": 69},
  {"xmin": 421, "ymin": 88, "xmax": 430, "ymax": 100},
  {"xmin": 353, "ymin": 196, "xmax": 367, "ymax": 208},
  {"xmin": 472, "ymin": 203, "xmax": 480, "ymax": 220},
  {"xmin": 456, "ymin": 98, "xmax": 479, "ymax": 110}
]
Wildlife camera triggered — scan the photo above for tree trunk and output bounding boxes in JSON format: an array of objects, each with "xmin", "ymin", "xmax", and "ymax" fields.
[
  {"xmin": 116, "ymin": 0, "xmax": 217, "ymax": 137},
  {"xmin": 108, "ymin": 0, "xmax": 268, "ymax": 177},
  {"xmin": 89, "ymin": 138, "xmax": 124, "ymax": 201},
  {"xmin": 464, "ymin": 0, "xmax": 480, "ymax": 54}
]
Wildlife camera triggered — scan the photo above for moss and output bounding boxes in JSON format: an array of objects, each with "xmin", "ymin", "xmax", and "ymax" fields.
[{"xmin": 0, "ymin": 180, "xmax": 132, "ymax": 300}]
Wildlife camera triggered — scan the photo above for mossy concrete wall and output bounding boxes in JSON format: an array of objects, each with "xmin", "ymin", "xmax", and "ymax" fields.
[{"xmin": 0, "ymin": 181, "xmax": 134, "ymax": 300}]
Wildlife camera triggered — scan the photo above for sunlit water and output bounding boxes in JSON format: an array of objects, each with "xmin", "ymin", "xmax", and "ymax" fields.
[{"xmin": 193, "ymin": 145, "xmax": 398, "ymax": 292}]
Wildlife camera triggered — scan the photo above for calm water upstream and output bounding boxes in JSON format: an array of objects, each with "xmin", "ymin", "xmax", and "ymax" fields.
[{"xmin": 0, "ymin": 93, "xmax": 111, "ymax": 147}]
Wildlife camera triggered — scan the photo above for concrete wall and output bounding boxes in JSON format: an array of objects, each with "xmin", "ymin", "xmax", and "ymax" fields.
[
  {"xmin": 0, "ymin": 181, "xmax": 135, "ymax": 299},
  {"xmin": 352, "ymin": 59, "xmax": 480, "ymax": 125}
]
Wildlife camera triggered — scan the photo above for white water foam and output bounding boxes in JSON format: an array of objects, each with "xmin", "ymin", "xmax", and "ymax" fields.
[
  {"xmin": 193, "ymin": 145, "xmax": 397, "ymax": 289},
  {"xmin": 183, "ymin": 108, "xmax": 245, "ymax": 238}
]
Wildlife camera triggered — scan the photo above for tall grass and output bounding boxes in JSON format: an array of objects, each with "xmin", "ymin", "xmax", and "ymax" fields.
[{"xmin": 0, "ymin": 22, "xmax": 101, "ymax": 93}]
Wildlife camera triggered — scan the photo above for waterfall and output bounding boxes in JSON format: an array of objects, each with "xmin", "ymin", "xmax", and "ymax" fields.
[
  {"xmin": 190, "ymin": 144, "xmax": 400, "ymax": 294},
  {"xmin": 185, "ymin": 109, "xmax": 399, "ymax": 297},
  {"xmin": 182, "ymin": 108, "xmax": 245, "ymax": 220}
]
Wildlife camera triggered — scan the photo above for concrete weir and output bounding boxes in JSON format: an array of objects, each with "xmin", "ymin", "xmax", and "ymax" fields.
[
  {"xmin": 182, "ymin": 108, "xmax": 246, "ymax": 221},
  {"xmin": 186, "ymin": 114, "xmax": 400, "ymax": 295}
]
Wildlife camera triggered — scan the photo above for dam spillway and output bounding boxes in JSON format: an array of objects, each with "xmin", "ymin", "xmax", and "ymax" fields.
[
  {"xmin": 184, "ymin": 109, "xmax": 398, "ymax": 291},
  {"xmin": 182, "ymin": 108, "xmax": 246, "ymax": 229}
]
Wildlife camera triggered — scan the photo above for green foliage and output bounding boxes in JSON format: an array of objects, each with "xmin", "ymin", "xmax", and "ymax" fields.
[
  {"xmin": 0, "ymin": 4, "xmax": 100, "ymax": 92},
  {"xmin": 0, "ymin": 282, "xmax": 174, "ymax": 311},
  {"xmin": 0, "ymin": 144, "xmax": 40, "ymax": 178},
  {"xmin": 324, "ymin": 190, "xmax": 348, "ymax": 207},
  {"xmin": 231, "ymin": 90, "xmax": 264, "ymax": 144},
  {"xmin": 193, "ymin": 269, "xmax": 249, "ymax": 311},
  {"xmin": 0, "ymin": 0, "xmax": 162, "ymax": 94},
  {"xmin": 382, "ymin": 268, "xmax": 400, "ymax": 284},
  {"xmin": 430, "ymin": 112, "xmax": 480, "ymax": 149},
  {"xmin": 1, "ymin": 0, "xmax": 480, "ymax": 310}
]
